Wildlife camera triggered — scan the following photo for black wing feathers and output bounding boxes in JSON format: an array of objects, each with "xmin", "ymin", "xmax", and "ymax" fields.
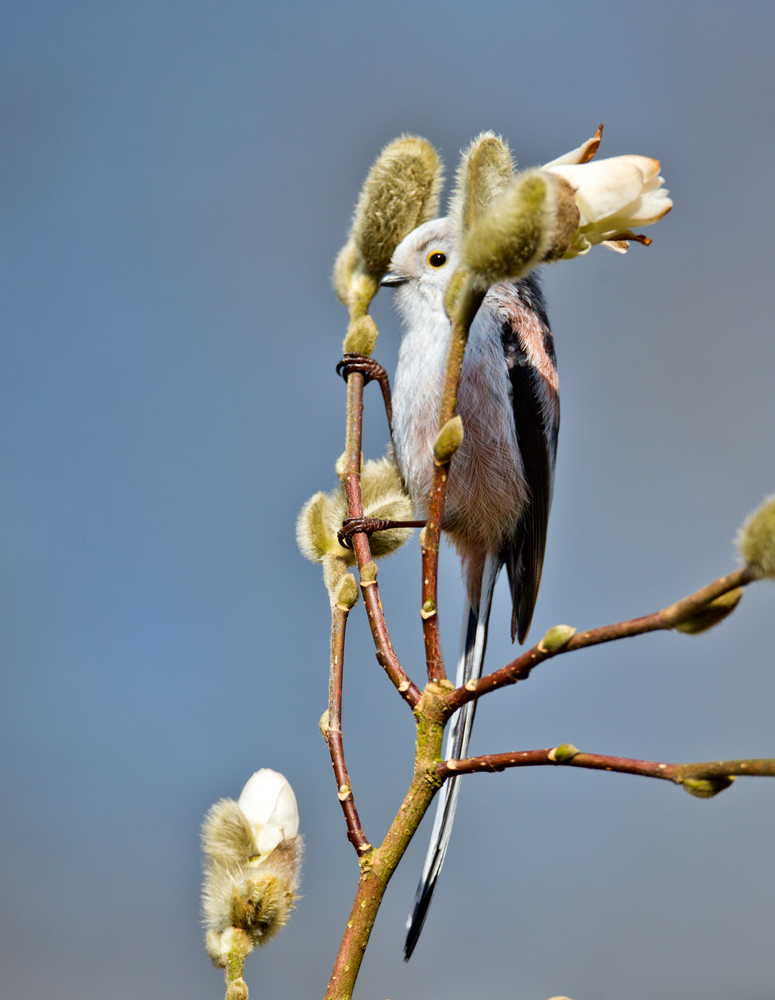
[{"xmin": 500, "ymin": 277, "xmax": 557, "ymax": 643}]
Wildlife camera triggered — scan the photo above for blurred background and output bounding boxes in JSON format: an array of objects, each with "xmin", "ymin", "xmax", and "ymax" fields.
[{"xmin": 2, "ymin": 2, "xmax": 775, "ymax": 998}]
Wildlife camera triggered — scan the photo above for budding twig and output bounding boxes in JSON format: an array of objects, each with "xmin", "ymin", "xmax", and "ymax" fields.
[
  {"xmin": 324, "ymin": 600, "xmax": 371, "ymax": 856},
  {"xmin": 341, "ymin": 363, "xmax": 421, "ymax": 708},
  {"xmin": 420, "ymin": 280, "xmax": 486, "ymax": 682},
  {"xmin": 446, "ymin": 565, "xmax": 754, "ymax": 713},
  {"xmin": 438, "ymin": 746, "xmax": 775, "ymax": 788}
]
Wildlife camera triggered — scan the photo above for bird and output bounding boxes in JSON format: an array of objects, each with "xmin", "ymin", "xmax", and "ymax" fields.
[{"xmin": 380, "ymin": 216, "xmax": 559, "ymax": 959}]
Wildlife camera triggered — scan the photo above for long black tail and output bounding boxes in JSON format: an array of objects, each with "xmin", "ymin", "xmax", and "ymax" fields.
[{"xmin": 403, "ymin": 552, "xmax": 501, "ymax": 960}]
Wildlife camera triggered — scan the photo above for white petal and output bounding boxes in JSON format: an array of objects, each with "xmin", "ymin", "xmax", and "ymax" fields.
[
  {"xmin": 605, "ymin": 186, "xmax": 673, "ymax": 227},
  {"xmin": 609, "ymin": 154, "xmax": 661, "ymax": 183},
  {"xmin": 542, "ymin": 130, "xmax": 601, "ymax": 168},
  {"xmin": 547, "ymin": 160, "xmax": 645, "ymax": 224},
  {"xmin": 238, "ymin": 768, "xmax": 299, "ymax": 857}
]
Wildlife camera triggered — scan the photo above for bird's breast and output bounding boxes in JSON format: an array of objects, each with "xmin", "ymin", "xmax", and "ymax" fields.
[{"xmin": 392, "ymin": 310, "xmax": 528, "ymax": 559}]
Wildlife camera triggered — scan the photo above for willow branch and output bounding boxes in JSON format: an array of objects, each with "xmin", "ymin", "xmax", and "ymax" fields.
[
  {"xmin": 342, "ymin": 367, "xmax": 421, "ymax": 708},
  {"xmin": 420, "ymin": 280, "xmax": 486, "ymax": 683},
  {"xmin": 323, "ymin": 600, "xmax": 371, "ymax": 856},
  {"xmin": 438, "ymin": 746, "xmax": 775, "ymax": 786},
  {"xmin": 446, "ymin": 565, "xmax": 754, "ymax": 713}
]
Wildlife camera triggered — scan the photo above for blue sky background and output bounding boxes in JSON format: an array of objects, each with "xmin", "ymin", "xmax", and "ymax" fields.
[{"xmin": 2, "ymin": 3, "xmax": 775, "ymax": 999}]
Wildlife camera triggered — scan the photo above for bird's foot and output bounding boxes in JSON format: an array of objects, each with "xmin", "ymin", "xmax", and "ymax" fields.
[
  {"xmin": 336, "ymin": 353, "xmax": 388, "ymax": 386},
  {"xmin": 337, "ymin": 516, "xmax": 426, "ymax": 550}
]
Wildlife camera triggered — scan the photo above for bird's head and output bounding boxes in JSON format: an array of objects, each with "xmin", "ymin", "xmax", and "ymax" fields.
[{"xmin": 380, "ymin": 218, "xmax": 458, "ymax": 311}]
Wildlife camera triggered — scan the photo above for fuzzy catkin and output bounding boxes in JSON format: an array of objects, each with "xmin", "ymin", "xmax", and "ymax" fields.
[
  {"xmin": 462, "ymin": 169, "xmax": 556, "ymax": 284},
  {"xmin": 296, "ymin": 456, "xmax": 414, "ymax": 566},
  {"xmin": 350, "ymin": 136, "xmax": 443, "ymax": 277},
  {"xmin": 737, "ymin": 494, "xmax": 775, "ymax": 578},
  {"xmin": 449, "ymin": 132, "xmax": 514, "ymax": 238}
]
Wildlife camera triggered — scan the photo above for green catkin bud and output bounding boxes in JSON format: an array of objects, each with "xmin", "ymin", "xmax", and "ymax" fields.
[
  {"xmin": 672, "ymin": 588, "xmax": 744, "ymax": 634},
  {"xmin": 296, "ymin": 492, "xmax": 341, "ymax": 563},
  {"xmin": 462, "ymin": 169, "xmax": 578, "ymax": 286},
  {"xmin": 548, "ymin": 743, "xmax": 580, "ymax": 762},
  {"xmin": 359, "ymin": 560, "xmax": 378, "ymax": 584},
  {"xmin": 736, "ymin": 494, "xmax": 775, "ymax": 578},
  {"xmin": 682, "ymin": 775, "xmax": 736, "ymax": 799},
  {"xmin": 350, "ymin": 135, "xmax": 444, "ymax": 278},
  {"xmin": 322, "ymin": 554, "xmax": 348, "ymax": 604},
  {"xmin": 433, "ymin": 416, "xmax": 464, "ymax": 464},
  {"xmin": 443, "ymin": 267, "xmax": 469, "ymax": 319},
  {"xmin": 449, "ymin": 132, "xmax": 514, "ymax": 238},
  {"xmin": 538, "ymin": 624, "xmax": 577, "ymax": 653},
  {"xmin": 342, "ymin": 315, "xmax": 379, "ymax": 356},
  {"xmin": 226, "ymin": 979, "xmax": 249, "ymax": 1000},
  {"xmin": 358, "ymin": 456, "xmax": 414, "ymax": 559},
  {"xmin": 335, "ymin": 573, "xmax": 359, "ymax": 610},
  {"xmin": 333, "ymin": 239, "xmax": 360, "ymax": 306}
]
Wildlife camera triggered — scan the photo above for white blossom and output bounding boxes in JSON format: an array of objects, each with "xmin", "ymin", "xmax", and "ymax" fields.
[
  {"xmin": 237, "ymin": 768, "xmax": 299, "ymax": 860},
  {"xmin": 543, "ymin": 130, "xmax": 672, "ymax": 257}
]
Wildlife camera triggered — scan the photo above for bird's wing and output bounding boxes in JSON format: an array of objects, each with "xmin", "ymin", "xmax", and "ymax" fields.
[{"xmin": 497, "ymin": 275, "xmax": 559, "ymax": 643}]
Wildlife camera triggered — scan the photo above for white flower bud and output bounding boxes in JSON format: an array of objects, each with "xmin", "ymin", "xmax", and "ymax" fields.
[{"xmin": 237, "ymin": 769, "xmax": 299, "ymax": 861}]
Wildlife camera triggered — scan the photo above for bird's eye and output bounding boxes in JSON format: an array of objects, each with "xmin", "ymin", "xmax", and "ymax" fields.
[{"xmin": 427, "ymin": 251, "xmax": 447, "ymax": 268}]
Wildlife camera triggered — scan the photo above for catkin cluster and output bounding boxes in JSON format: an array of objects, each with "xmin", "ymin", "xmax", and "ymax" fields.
[{"xmin": 297, "ymin": 456, "xmax": 414, "ymax": 568}]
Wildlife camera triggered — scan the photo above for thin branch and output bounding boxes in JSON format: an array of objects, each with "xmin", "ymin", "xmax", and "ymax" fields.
[
  {"xmin": 438, "ymin": 747, "xmax": 775, "ymax": 785},
  {"xmin": 420, "ymin": 283, "xmax": 486, "ymax": 683},
  {"xmin": 342, "ymin": 368, "xmax": 422, "ymax": 708},
  {"xmin": 323, "ymin": 600, "xmax": 371, "ymax": 856},
  {"xmin": 446, "ymin": 565, "xmax": 754, "ymax": 713}
]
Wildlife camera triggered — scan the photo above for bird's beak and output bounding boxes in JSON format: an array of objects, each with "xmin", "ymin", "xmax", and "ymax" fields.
[{"xmin": 380, "ymin": 273, "xmax": 409, "ymax": 288}]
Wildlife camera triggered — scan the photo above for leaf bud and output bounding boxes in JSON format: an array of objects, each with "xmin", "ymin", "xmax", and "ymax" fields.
[
  {"xmin": 335, "ymin": 573, "xmax": 359, "ymax": 610},
  {"xmin": 682, "ymin": 775, "xmax": 736, "ymax": 799},
  {"xmin": 538, "ymin": 624, "xmax": 577, "ymax": 653},
  {"xmin": 433, "ymin": 416, "xmax": 464, "ymax": 464},
  {"xmin": 296, "ymin": 492, "xmax": 341, "ymax": 563},
  {"xmin": 736, "ymin": 494, "xmax": 775, "ymax": 579},
  {"xmin": 226, "ymin": 979, "xmax": 249, "ymax": 1000},
  {"xmin": 350, "ymin": 135, "xmax": 444, "ymax": 278},
  {"xmin": 671, "ymin": 588, "xmax": 743, "ymax": 634},
  {"xmin": 342, "ymin": 315, "xmax": 379, "ymax": 356},
  {"xmin": 449, "ymin": 131, "xmax": 514, "ymax": 238},
  {"xmin": 548, "ymin": 743, "xmax": 580, "ymax": 762},
  {"xmin": 360, "ymin": 560, "xmax": 378, "ymax": 584}
]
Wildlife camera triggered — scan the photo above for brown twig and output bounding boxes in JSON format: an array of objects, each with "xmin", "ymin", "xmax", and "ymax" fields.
[
  {"xmin": 438, "ymin": 746, "xmax": 775, "ymax": 785},
  {"xmin": 446, "ymin": 565, "xmax": 754, "ymax": 714},
  {"xmin": 323, "ymin": 599, "xmax": 371, "ymax": 856},
  {"xmin": 420, "ymin": 282, "xmax": 486, "ymax": 683},
  {"xmin": 342, "ymin": 368, "xmax": 421, "ymax": 708}
]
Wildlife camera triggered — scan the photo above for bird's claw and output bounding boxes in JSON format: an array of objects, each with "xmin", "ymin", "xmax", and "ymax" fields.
[
  {"xmin": 337, "ymin": 516, "xmax": 386, "ymax": 550},
  {"xmin": 336, "ymin": 354, "xmax": 388, "ymax": 386}
]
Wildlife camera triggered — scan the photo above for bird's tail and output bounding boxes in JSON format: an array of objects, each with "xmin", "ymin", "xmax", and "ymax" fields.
[{"xmin": 403, "ymin": 551, "xmax": 501, "ymax": 960}]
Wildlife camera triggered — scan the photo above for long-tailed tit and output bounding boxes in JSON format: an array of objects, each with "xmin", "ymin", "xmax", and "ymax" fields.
[{"xmin": 378, "ymin": 217, "xmax": 559, "ymax": 958}]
